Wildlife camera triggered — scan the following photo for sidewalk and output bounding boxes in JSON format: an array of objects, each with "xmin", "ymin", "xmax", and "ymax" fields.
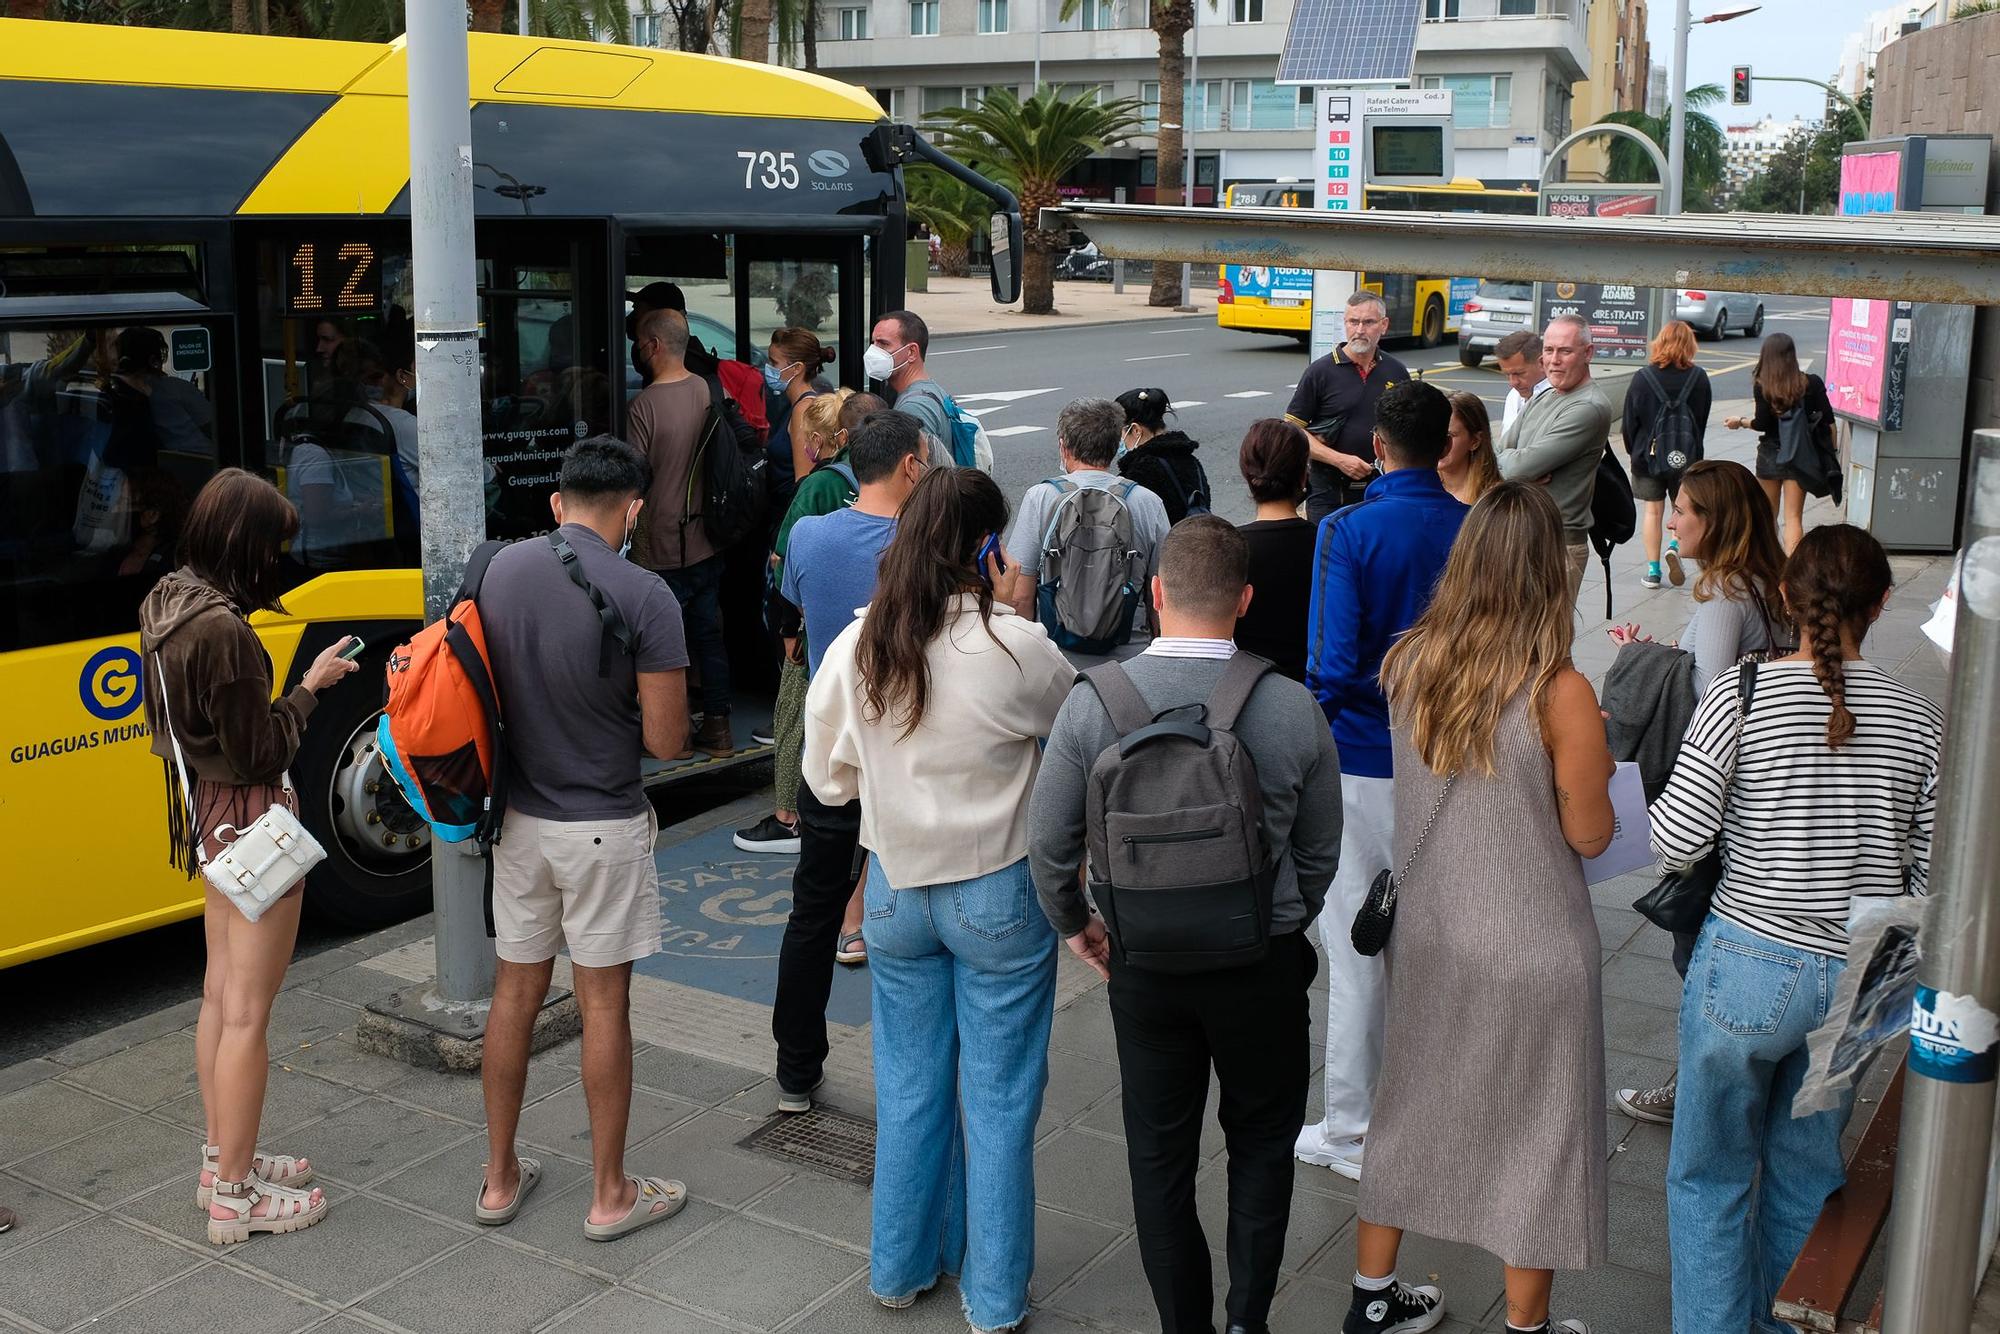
[
  {"xmin": 913, "ymin": 275, "xmax": 1212, "ymax": 338},
  {"xmin": 0, "ymin": 439, "xmax": 1959, "ymax": 1334}
]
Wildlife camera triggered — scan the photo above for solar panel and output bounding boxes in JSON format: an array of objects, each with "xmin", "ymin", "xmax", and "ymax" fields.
[{"xmin": 1275, "ymin": 0, "xmax": 1421, "ymax": 86}]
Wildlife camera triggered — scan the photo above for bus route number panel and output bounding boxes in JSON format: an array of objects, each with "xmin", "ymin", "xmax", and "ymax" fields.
[{"xmin": 285, "ymin": 237, "xmax": 384, "ymax": 316}]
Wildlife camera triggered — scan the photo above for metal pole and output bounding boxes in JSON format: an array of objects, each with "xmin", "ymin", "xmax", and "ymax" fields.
[
  {"xmin": 1882, "ymin": 429, "xmax": 2000, "ymax": 1332},
  {"xmin": 519, "ymin": 0, "xmax": 529, "ymax": 35},
  {"xmin": 1113, "ymin": 185, "xmax": 1126, "ymax": 292},
  {"xmin": 1033, "ymin": 0, "xmax": 1041, "ymax": 94},
  {"xmin": 1666, "ymin": 0, "xmax": 1689, "ymax": 213},
  {"xmin": 407, "ymin": 0, "xmax": 496, "ymax": 1005},
  {"xmin": 1177, "ymin": 8, "xmax": 1198, "ymax": 309}
]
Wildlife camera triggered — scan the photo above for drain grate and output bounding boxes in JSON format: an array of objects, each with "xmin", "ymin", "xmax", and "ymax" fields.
[{"xmin": 740, "ymin": 1106, "xmax": 877, "ymax": 1183}]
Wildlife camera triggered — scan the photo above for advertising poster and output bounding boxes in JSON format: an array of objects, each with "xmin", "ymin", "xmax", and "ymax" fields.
[
  {"xmin": 1226, "ymin": 265, "xmax": 1315, "ymax": 304},
  {"xmin": 1829, "ymin": 150, "xmax": 1908, "ymax": 428},
  {"xmin": 1536, "ymin": 188, "xmax": 1659, "ymax": 360}
]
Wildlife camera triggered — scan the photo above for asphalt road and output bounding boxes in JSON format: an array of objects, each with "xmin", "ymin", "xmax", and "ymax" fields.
[
  {"xmin": 945, "ymin": 290, "xmax": 1832, "ymax": 521},
  {"xmin": 0, "ymin": 294, "xmax": 1833, "ymax": 1063}
]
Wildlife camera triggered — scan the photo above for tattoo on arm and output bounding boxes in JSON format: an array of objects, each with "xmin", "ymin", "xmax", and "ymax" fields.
[{"xmin": 1557, "ymin": 785, "xmax": 1571, "ymax": 809}]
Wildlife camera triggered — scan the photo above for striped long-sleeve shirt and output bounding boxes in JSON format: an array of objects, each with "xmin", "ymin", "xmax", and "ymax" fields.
[{"xmin": 1649, "ymin": 661, "xmax": 1943, "ymax": 957}]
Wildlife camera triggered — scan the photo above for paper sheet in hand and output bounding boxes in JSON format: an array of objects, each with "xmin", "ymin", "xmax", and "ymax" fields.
[{"xmin": 1582, "ymin": 762, "xmax": 1653, "ymax": 886}]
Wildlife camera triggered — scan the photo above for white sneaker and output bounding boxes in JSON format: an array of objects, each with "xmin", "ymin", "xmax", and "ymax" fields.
[{"xmin": 1294, "ymin": 1125, "xmax": 1365, "ymax": 1180}]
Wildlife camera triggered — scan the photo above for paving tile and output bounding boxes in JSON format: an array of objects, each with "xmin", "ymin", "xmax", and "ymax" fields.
[
  {"xmin": 358, "ymin": 1236, "xmax": 607, "ymax": 1334},
  {"xmin": 1039, "ymin": 1049, "xmax": 1122, "ymax": 1129},
  {"xmin": 631, "ymin": 1047, "xmax": 767, "ymax": 1106},
  {"xmin": 1605, "ymin": 1182, "xmax": 1672, "ymax": 1279},
  {"xmin": 12, "ymin": 1113, "xmax": 197, "ymax": 1207},
  {"xmin": 1623, "ymin": 926, "xmax": 1678, "ymax": 961},
  {"xmin": 0, "ymin": 1060, "xmax": 64, "ymax": 1100},
  {"xmin": 744, "ymin": 1169, "xmax": 875, "ymax": 1252},
  {"xmin": 58, "ymin": 1031, "xmax": 201, "ymax": 1111},
  {"xmin": 0, "ymin": 1079, "xmax": 134, "ymax": 1165},
  {"xmin": 1032, "ymin": 1127, "xmax": 1133, "ymax": 1228},
  {"xmin": 270, "ymin": 1033, "xmax": 419, "ymax": 1094},
  {"xmin": 630, "ymin": 1214, "xmax": 864, "ymax": 1330},
  {"xmin": 122, "ymin": 1172, "xmax": 232, "ymax": 1250},
  {"xmin": 630, "ymin": 1109, "xmax": 792, "ymax": 1207},
  {"xmin": 0, "ymin": 1169, "xmax": 97, "ymax": 1257},
  {"xmin": 151, "ymin": 1068, "xmax": 359, "ymax": 1140},
  {"xmin": 1592, "ymin": 905, "xmax": 1648, "ymax": 954},
  {"xmin": 1075, "ymin": 1084, "xmax": 1228, "ymax": 1163},
  {"xmin": 1046, "ymin": 1234, "xmax": 1175, "ymax": 1333},
  {"xmin": 382, "ymin": 1060, "xmax": 578, "ymax": 1128},
  {"xmin": 293, "ymin": 1098, "xmax": 473, "ymax": 1189},
  {"xmin": 1049, "ymin": 992, "xmax": 1117, "ymax": 1060},
  {"xmin": 1600, "ymin": 952, "xmax": 1689, "ymax": 1013},
  {"xmin": 1608, "ymin": 1121, "xmax": 1673, "ymax": 1191},
  {"xmin": 1602, "ymin": 994, "xmax": 1681, "ymax": 1063},
  {"xmin": 0, "ymin": 1214, "xmax": 204, "ymax": 1332},
  {"xmin": 279, "ymin": 945, "xmax": 372, "ymax": 988},
  {"xmin": 232, "ymin": 1191, "xmax": 475, "ymax": 1304},
  {"xmin": 544, "ymin": 1287, "xmax": 738, "ymax": 1333},
  {"xmin": 45, "ymin": 999, "xmax": 200, "ymax": 1068},
  {"xmin": 515, "ymin": 1085, "xmax": 703, "ymax": 1165},
  {"xmin": 372, "ymin": 1136, "xmax": 589, "ymax": 1224},
  {"xmin": 1029, "ymin": 1206, "xmax": 1125, "ymax": 1303},
  {"xmin": 1194, "ymin": 1162, "xmax": 1355, "ymax": 1274},
  {"xmin": 493, "ymin": 1178, "xmax": 723, "ymax": 1276},
  {"xmin": 1546, "ymin": 1258, "xmax": 1672, "ymax": 1332},
  {"xmin": 265, "ymin": 989, "xmax": 365, "ymax": 1058},
  {"xmin": 785, "ymin": 1273, "xmax": 973, "ymax": 1334},
  {"xmin": 297, "ymin": 964, "xmax": 421, "ymax": 1011},
  {"xmin": 83, "ymin": 1261, "xmax": 330, "ymax": 1334}
]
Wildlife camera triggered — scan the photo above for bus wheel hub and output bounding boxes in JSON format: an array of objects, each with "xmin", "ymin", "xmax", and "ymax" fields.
[{"xmin": 332, "ymin": 722, "xmax": 429, "ymax": 866}]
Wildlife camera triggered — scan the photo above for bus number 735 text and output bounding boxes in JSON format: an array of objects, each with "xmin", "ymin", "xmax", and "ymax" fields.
[{"xmin": 739, "ymin": 151, "xmax": 800, "ymax": 191}]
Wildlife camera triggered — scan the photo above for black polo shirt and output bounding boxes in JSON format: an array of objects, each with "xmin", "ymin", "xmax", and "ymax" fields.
[{"xmin": 1284, "ymin": 343, "xmax": 1411, "ymax": 520}]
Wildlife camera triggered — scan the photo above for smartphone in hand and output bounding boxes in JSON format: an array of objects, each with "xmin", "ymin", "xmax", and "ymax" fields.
[
  {"xmin": 338, "ymin": 636, "xmax": 368, "ymax": 662},
  {"xmin": 976, "ymin": 534, "xmax": 1007, "ymax": 584}
]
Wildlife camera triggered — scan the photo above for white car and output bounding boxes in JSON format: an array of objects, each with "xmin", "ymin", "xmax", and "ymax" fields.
[
  {"xmin": 1676, "ymin": 288, "xmax": 1766, "ymax": 340},
  {"xmin": 1457, "ymin": 278, "xmax": 1535, "ymax": 368}
]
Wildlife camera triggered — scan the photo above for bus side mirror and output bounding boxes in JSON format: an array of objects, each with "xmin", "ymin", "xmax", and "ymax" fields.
[{"xmin": 990, "ymin": 212, "xmax": 1022, "ymax": 306}]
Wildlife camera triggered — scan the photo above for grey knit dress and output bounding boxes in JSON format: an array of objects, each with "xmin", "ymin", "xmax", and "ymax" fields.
[{"xmin": 1357, "ymin": 692, "xmax": 1608, "ymax": 1271}]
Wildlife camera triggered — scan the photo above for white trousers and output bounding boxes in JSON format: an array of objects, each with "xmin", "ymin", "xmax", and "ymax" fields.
[{"xmin": 1303, "ymin": 772, "xmax": 1396, "ymax": 1148}]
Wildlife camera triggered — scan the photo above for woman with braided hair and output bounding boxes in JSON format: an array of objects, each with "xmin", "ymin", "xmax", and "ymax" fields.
[{"xmin": 1648, "ymin": 523, "xmax": 1943, "ymax": 1334}]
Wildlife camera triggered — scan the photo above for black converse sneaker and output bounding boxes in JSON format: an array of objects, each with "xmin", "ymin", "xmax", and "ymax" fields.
[{"xmin": 1342, "ymin": 1279, "xmax": 1444, "ymax": 1334}]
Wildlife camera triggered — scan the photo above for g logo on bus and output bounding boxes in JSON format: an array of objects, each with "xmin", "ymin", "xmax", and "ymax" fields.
[
  {"xmin": 808, "ymin": 150, "xmax": 850, "ymax": 179},
  {"xmin": 80, "ymin": 646, "xmax": 144, "ymax": 722}
]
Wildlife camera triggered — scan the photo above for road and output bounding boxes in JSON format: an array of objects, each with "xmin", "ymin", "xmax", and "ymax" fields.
[
  {"xmin": 0, "ymin": 295, "xmax": 1832, "ymax": 1062},
  {"xmin": 942, "ymin": 292, "xmax": 1831, "ymax": 521}
]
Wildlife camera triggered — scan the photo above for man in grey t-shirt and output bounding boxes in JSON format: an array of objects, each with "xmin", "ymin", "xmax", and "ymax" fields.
[
  {"xmin": 867, "ymin": 309, "xmax": 956, "ymax": 469},
  {"xmin": 475, "ymin": 437, "xmax": 694, "ymax": 1244}
]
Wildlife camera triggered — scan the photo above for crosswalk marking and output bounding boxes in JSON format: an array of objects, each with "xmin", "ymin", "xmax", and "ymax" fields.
[
  {"xmin": 929, "ymin": 343, "xmax": 1008, "ymax": 356},
  {"xmin": 1126, "ymin": 352, "xmax": 1191, "ymax": 362},
  {"xmin": 1174, "ymin": 400, "xmax": 1206, "ymax": 408},
  {"xmin": 1225, "ymin": 390, "xmax": 1271, "ymax": 399},
  {"xmin": 955, "ymin": 388, "xmax": 1060, "ymax": 404},
  {"xmin": 986, "ymin": 425, "xmax": 1045, "ymax": 438}
]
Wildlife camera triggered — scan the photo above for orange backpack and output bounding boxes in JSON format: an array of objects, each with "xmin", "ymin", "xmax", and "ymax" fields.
[{"xmin": 376, "ymin": 541, "xmax": 508, "ymax": 846}]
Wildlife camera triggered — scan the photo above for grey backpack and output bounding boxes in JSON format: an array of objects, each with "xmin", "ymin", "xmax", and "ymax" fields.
[
  {"xmin": 1036, "ymin": 477, "xmax": 1145, "ymax": 655},
  {"xmin": 1081, "ymin": 653, "xmax": 1277, "ymax": 974}
]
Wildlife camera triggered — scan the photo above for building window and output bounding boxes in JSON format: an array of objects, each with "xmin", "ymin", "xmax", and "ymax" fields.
[
  {"xmin": 1419, "ymin": 72, "xmax": 1512, "ymax": 128},
  {"xmin": 979, "ymin": 0, "xmax": 1008, "ymax": 31},
  {"xmin": 632, "ymin": 11, "xmax": 663, "ymax": 45},
  {"xmin": 872, "ymin": 86, "xmax": 905, "ymax": 118},
  {"xmin": 836, "ymin": 5, "xmax": 870, "ymax": 38},
  {"xmin": 1223, "ymin": 79, "xmax": 1310, "ymax": 129},
  {"xmin": 1423, "ymin": 0, "xmax": 1459, "ymax": 18},
  {"xmin": 921, "ymin": 86, "xmax": 960, "ymax": 115},
  {"xmin": 1077, "ymin": 0, "xmax": 1115, "ymax": 29},
  {"xmin": 1498, "ymin": 0, "xmax": 1537, "ymax": 12},
  {"xmin": 910, "ymin": 0, "xmax": 939, "ymax": 34},
  {"xmin": 1231, "ymin": 0, "xmax": 1263, "ymax": 21}
]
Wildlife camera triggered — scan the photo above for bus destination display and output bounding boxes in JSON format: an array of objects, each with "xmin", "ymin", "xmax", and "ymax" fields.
[{"xmin": 285, "ymin": 238, "xmax": 383, "ymax": 316}]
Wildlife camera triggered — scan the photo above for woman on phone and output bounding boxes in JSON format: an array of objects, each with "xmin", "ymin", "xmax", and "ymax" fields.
[
  {"xmin": 1338, "ymin": 481, "xmax": 1614, "ymax": 1334},
  {"xmin": 1723, "ymin": 333, "xmax": 1831, "ymax": 556},
  {"xmin": 804, "ymin": 468, "xmax": 1076, "ymax": 1330},
  {"xmin": 139, "ymin": 469, "xmax": 361, "ymax": 1245}
]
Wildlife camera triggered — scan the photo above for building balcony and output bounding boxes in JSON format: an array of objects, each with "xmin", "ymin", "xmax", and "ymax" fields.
[{"xmin": 1417, "ymin": 0, "xmax": 1590, "ymax": 83}]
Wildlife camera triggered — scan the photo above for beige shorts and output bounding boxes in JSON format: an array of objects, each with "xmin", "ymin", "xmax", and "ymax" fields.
[{"xmin": 491, "ymin": 808, "xmax": 661, "ymax": 969}]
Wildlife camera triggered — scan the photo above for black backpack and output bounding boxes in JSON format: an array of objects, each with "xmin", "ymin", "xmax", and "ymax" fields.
[
  {"xmin": 1589, "ymin": 443, "xmax": 1637, "ymax": 620},
  {"xmin": 1776, "ymin": 402, "xmax": 1842, "ymax": 503},
  {"xmin": 1635, "ymin": 367, "xmax": 1700, "ymax": 480},
  {"xmin": 688, "ymin": 401, "xmax": 768, "ymax": 551},
  {"xmin": 1080, "ymin": 653, "xmax": 1278, "ymax": 974}
]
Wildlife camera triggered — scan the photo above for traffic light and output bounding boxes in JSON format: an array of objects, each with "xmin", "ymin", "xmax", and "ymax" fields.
[{"xmin": 1731, "ymin": 65, "xmax": 1753, "ymax": 105}]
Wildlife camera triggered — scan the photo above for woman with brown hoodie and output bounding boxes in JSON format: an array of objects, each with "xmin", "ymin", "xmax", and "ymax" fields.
[{"xmin": 139, "ymin": 468, "xmax": 360, "ymax": 1245}]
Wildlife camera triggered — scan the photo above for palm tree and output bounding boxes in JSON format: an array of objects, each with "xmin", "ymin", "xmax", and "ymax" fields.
[
  {"xmin": 1597, "ymin": 82, "xmax": 1727, "ymax": 211},
  {"xmin": 907, "ymin": 165, "xmax": 1004, "ymax": 277},
  {"xmin": 736, "ymin": 0, "xmax": 769, "ymax": 57},
  {"xmin": 928, "ymin": 86, "xmax": 1141, "ymax": 315}
]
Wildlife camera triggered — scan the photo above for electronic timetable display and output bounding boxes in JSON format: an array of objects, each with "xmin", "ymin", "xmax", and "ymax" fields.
[{"xmin": 284, "ymin": 237, "xmax": 383, "ymax": 316}]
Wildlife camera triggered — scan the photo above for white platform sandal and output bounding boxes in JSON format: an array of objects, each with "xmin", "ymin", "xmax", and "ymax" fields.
[
  {"xmin": 197, "ymin": 1144, "xmax": 314, "ymax": 1209},
  {"xmin": 207, "ymin": 1174, "xmax": 327, "ymax": 1245}
]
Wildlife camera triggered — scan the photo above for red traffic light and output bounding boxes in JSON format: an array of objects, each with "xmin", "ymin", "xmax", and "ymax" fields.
[{"xmin": 1731, "ymin": 66, "xmax": 1753, "ymax": 105}]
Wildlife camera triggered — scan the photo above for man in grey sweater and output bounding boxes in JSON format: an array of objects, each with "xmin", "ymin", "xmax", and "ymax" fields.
[
  {"xmin": 1498, "ymin": 311, "xmax": 1612, "ymax": 603},
  {"xmin": 1028, "ymin": 516, "xmax": 1342, "ymax": 1334}
]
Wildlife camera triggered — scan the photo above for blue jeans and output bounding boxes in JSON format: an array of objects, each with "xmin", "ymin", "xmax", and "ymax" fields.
[
  {"xmin": 661, "ymin": 554, "xmax": 729, "ymax": 717},
  {"xmin": 1667, "ymin": 915, "xmax": 1855, "ymax": 1334},
  {"xmin": 863, "ymin": 856, "xmax": 1056, "ymax": 1331}
]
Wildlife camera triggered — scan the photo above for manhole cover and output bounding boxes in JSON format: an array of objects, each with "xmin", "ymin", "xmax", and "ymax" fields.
[{"xmin": 740, "ymin": 1106, "xmax": 876, "ymax": 1183}]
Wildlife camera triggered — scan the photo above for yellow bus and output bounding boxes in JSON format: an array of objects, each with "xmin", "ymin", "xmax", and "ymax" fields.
[
  {"xmin": 0, "ymin": 18, "xmax": 1017, "ymax": 966},
  {"xmin": 1217, "ymin": 178, "xmax": 1540, "ymax": 345}
]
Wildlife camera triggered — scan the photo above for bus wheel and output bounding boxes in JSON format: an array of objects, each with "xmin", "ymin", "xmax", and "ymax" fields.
[
  {"xmin": 294, "ymin": 680, "xmax": 433, "ymax": 928},
  {"xmin": 1420, "ymin": 297, "xmax": 1445, "ymax": 349}
]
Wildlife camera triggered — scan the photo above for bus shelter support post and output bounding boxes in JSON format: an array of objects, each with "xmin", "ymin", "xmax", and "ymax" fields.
[
  {"xmin": 1881, "ymin": 429, "xmax": 2000, "ymax": 1331},
  {"xmin": 1113, "ymin": 187, "xmax": 1126, "ymax": 293}
]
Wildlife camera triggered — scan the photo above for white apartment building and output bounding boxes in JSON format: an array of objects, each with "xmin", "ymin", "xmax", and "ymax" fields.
[
  {"xmin": 1834, "ymin": 0, "xmax": 1954, "ymax": 98},
  {"xmin": 1720, "ymin": 115, "xmax": 1810, "ymax": 200},
  {"xmin": 634, "ymin": 0, "xmax": 1591, "ymax": 198}
]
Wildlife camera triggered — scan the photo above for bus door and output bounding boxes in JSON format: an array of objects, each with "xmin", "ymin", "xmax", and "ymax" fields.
[{"xmin": 0, "ymin": 236, "xmax": 239, "ymax": 964}]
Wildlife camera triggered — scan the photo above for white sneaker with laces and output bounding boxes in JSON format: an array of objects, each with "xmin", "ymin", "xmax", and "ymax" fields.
[{"xmin": 1294, "ymin": 1125, "xmax": 1365, "ymax": 1180}]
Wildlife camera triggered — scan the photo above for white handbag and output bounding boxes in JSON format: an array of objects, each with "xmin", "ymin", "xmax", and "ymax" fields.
[{"xmin": 154, "ymin": 653, "xmax": 326, "ymax": 922}]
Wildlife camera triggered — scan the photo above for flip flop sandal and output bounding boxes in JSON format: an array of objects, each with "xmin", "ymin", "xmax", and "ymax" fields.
[
  {"xmin": 207, "ymin": 1174, "xmax": 326, "ymax": 1245},
  {"xmin": 198, "ymin": 1144, "xmax": 314, "ymax": 1210},
  {"xmin": 583, "ymin": 1175, "xmax": 687, "ymax": 1243},
  {"xmin": 835, "ymin": 931, "xmax": 867, "ymax": 966},
  {"xmin": 474, "ymin": 1156, "xmax": 543, "ymax": 1226}
]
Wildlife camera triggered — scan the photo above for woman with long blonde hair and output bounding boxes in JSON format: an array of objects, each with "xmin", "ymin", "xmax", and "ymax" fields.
[
  {"xmin": 1335, "ymin": 481, "xmax": 1614, "ymax": 1334},
  {"xmin": 1623, "ymin": 320, "xmax": 1712, "ymax": 588},
  {"xmin": 1724, "ymin": 332, "xmax": 1833, "ymax": 555},
  {"xmin": 1439, "ymin": 391, "xmax": 1501, "ymax": 506}
]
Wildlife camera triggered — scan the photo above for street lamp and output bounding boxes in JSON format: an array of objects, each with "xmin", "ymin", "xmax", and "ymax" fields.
[{"xmin": 1666, "ymin": 3, "xmax": 1760, "ymax": 214}]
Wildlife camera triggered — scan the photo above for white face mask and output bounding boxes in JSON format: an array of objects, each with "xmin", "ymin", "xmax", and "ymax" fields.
[{"xmin": 863, "ymin": 343, "xmax": 901, "ymax": 382}]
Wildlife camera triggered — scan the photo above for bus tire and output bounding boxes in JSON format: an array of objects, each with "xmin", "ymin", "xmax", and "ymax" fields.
[
  {"xmin": 293, "ymin": 670, "xmax": 434, "ymax": 929},
  {"xmin": 1419, "ymin": 297, "xmax": 1445, "ymax": 349},
  {"xmin": 1459, "ymin": 344, "xmax": 1482, "ymax": 368}
]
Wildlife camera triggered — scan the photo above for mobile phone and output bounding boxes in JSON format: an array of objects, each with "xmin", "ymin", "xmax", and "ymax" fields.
[
  {"xmin": 976, "ymin": 534, "xmax": 1006, "ymax": 583},
  {"xmin": 337, "ymin": 636, "xmax": 368, "ymax": 662}
]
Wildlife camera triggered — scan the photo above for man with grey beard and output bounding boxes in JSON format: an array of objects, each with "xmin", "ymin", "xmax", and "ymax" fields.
[{"xmin": 1284, "ymin": 290, "xmax": 1413, "ymax": 523}]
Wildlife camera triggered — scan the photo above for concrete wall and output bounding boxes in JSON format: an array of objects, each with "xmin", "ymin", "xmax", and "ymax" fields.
[{"xmin": 1871, "ymin": 10, "xmax": 2000, "ymax": 434}]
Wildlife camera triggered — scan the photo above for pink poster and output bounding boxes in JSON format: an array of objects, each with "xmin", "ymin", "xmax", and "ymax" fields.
[
  {"xmin": 1828, "ymin": 297, "xmax": 1887, "ymax": 426},
  {"xmin": 1839, "ymin": 150, "xmax": 1903, "ymax": 216}
]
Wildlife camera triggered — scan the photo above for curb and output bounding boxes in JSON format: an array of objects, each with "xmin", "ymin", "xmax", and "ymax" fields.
[{"xmin": 933, "ymin": 310, "xmax": 1213, "ymax": 340}]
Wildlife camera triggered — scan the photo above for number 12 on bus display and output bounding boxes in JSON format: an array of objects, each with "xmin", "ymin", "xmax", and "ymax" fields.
[
  {"xmin": 286, "ymin": 238, "xmax": 382, "ymax": 316},
  {"xmin": 739, "ymin": 151, "xmax": 800, "ymax": 190}
]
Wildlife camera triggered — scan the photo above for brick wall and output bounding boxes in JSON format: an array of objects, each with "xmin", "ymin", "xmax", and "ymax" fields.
[{"xmin": 1871, "ymin": 11, "xmax": 2000, "ymax": 433}]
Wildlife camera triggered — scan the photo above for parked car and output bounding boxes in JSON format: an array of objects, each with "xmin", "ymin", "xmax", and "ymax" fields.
[
  {"xmin": 1677, "ymin": 288, "xmax": 1766, "ymax": 340},
  {"xmin": 1458, "ymin": 278, "xmax": 1535, "ymax": 368}
]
